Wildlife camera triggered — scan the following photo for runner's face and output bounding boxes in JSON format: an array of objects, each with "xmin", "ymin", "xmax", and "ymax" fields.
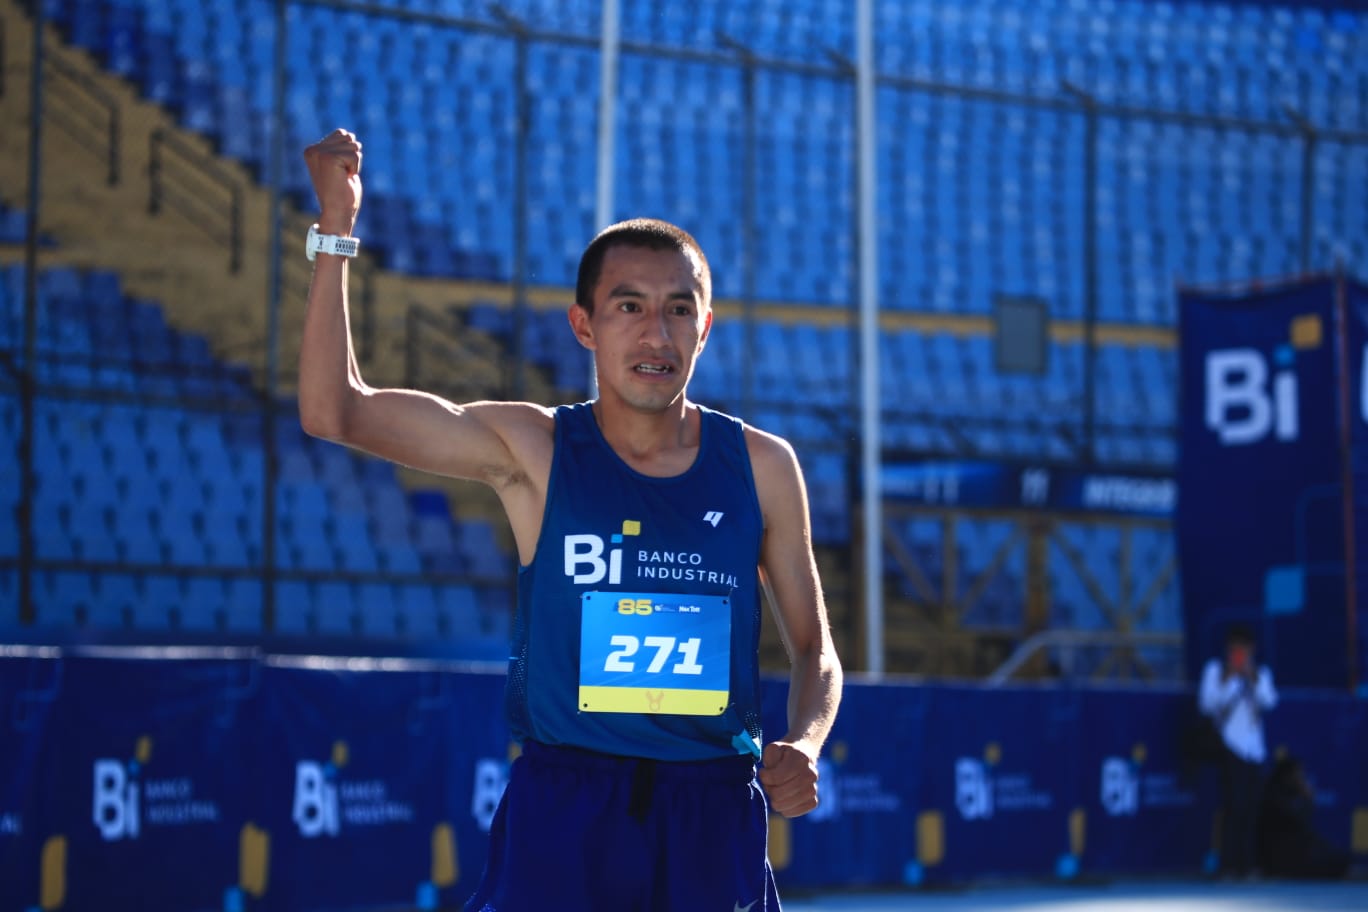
[{"xmin": 575, "ymin": 245, "xmax": 711, "ymax": 413}]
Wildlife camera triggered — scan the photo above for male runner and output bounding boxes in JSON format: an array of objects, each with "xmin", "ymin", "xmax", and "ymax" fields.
[{"xmin": 299, "ymin": 129, "xmax": 842, "ymax": 911}]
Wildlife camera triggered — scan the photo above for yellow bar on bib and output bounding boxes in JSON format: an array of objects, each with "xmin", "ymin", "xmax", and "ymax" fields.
[{"xmin": 578, "ymin": 686, "xmax": 729, "ymax": 716}]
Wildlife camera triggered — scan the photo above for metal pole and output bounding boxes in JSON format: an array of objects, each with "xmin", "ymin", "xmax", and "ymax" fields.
[
  {"xmin": 741, "ymin": 56, "xmax": 756, "ymax": 422},
  {"xmin": 1284, "ymin": 105, "xmax": 1317, "ymax": 274},
  {"xmin": 1333, "ymin": 270, "xmax": 1358, "ymax": 693},
  {"xmin": 1065, "ymin": 82, "xmax": 1099, "ymax": 465},
  {"xmin": 719, "ymin": 34, "xmax": 757, "ymax": 419},
  {"xmin": 261, "ymin": 0, "xmax": 288, "ymax": 632},
  {"xmin": 594, "ymin": 0, "xmax": 620, "ymax": 232},
  {"xmin": 822, "ymin": 48, "xmax": 863, "ymax": 657},
  {"xmin": 510, "ymin": 20, "xmax": 529, "ymax": 399},
  {"xmin": 18, "ymin": 0, "xmax": 46, "ymax": 624},
  {"xmin": 855, "ymin": 0, "xmax": 883, "ymax": 676},
  {"xmin": 590, "ymin": 0, "xmax": 620, "ymax": 398}
]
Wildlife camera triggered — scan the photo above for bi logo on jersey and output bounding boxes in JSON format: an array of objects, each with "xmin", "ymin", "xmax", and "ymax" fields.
[{"xmin": 564, "ymin": 519, "xmax": 641, "ymax": 585}]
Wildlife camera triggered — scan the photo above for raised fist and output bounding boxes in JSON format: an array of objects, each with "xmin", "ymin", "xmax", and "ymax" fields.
[{"xmin": 303, "ymin": 129, "xmax": 363, "ymax": 235}]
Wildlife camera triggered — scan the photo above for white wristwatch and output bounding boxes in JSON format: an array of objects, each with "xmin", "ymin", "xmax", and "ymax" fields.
[{"xmin": 306, "ymin": 223, "xmax": 360, "ymax": 261}]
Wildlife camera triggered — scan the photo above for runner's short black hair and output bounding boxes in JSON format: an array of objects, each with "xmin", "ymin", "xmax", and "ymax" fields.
[{"xmin": 575, "ymin": 218, "xmax": 712, "ymax": 314}]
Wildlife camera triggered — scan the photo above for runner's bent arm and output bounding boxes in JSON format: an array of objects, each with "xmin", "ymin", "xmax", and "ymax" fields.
[
  {"xmin": 297, "ymin": 130, "xmax": 553, "ymax": 524},
  {"xmin": 748, "ymin": 428, "xmax": 843, "ymax": 817}
]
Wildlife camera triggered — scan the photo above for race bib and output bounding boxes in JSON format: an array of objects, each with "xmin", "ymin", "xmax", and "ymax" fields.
[{"xmin": 578, "ymin": 591, "xmax": 731, "ymax": 716}]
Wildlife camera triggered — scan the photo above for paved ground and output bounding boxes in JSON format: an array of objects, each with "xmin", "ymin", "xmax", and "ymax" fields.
[{"xmin": 784, "ymin": 879, "xmax": 1368, "ymax": 911}]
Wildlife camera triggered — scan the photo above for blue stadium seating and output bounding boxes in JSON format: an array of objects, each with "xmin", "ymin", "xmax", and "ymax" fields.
[
  {"xmin": 0, "ymin": 264, "xmax": 512, "ymax": 650},
  {"xmin": 39, "ymin": 0, "xmax": 1366, "ymax": 315},
  {"xmin": 689, "ymin": 312, "xmax": 1172, "ymax": 474},
  {"xmin": 25, "ymin": 0, "xmax": 1363, "ymax": 487},
  {"xmin": 19, "ymin": 0, "xmax": 1351, "ymax": 654}
]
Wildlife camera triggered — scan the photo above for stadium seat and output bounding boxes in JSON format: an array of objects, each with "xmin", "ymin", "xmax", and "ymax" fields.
[
  {"xmin": 333, "ymin": 513, "xmax": 380, "ymax": 573},
  {"xmin": 136, "ymin": 575, "xmax": 183, "ymax": 629},
  {"xmin": 223, "ymin": 578, "xmax": 262, "ymax": 632},
  {"xmin": 38, "ymin": 571, "xmax": 92, "ymax": 628},
  {"xmin": 273, "ymin": 579, "xmax": 313, "ymax": 634},
  {"xmin": 396, "ymin": 584, "xmax": 440, "ymax": 637},
  {"xmin": 314, "ymin": 580, "xmax": 358, "ymax": 635},
  {"xmin": 354, "ymin": 582, "xmax": 400, "ymax": 637}
]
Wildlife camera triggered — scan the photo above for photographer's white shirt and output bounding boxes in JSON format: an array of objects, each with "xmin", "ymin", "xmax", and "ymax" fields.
[{"xmin": 1199, "ymin": 660, "xmax": 1278, "ymax": 763}]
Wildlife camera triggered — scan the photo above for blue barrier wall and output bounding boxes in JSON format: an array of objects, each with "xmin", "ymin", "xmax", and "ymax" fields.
[{"xmin": 1, "ymin": 652, "xmax": 1364, "ymax": 910}]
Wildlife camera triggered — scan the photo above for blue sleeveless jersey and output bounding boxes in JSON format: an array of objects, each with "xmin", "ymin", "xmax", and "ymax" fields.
[{"xmin": 506, "ymin": 402, "xmax": 765, "ymax": 761}]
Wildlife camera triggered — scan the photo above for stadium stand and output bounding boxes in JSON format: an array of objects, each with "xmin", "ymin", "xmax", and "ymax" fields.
[
  {"xmin": 4, "ymin": 0, "xmax": 1359, "ymax": 676},
  {"xmin": 0, "ymin": 262, "xmax": 509, "ymax": 654},
  {"xmin": 37, "ymin": 0, "xmax": 1367, "ymax": 305},
  {"xmin": 32, "ymin": 0, "xmax": 1357, "ymax": 482}
]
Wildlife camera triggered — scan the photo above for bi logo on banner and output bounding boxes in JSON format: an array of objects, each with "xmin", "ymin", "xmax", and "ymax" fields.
[
  {"xmin": 92, "ymin": 736, "xmax": 152, "ymax": 841},
  {"xmin": 1205, "ymin": 346, "xmax": 1299, "ymax": 446},
  {"xmin": 955, "ymin": 758, "xmax": 993, "ymax": 821},
  {"xmin": 93, "ymin": 760, "xmax": 140, "ymax": 841},
  {"xmin": 1204, "ymin": 314, "xmax": 1327, "ymax": 446},
  {"xmin": 293, "ymin": 740, "xmax": 349, "ymax": 838},
  {"xmin": 471, "ymin": 758, "xmax": 508, "ymax": 832},
  {"xmin": 293, "ymin": 760, "xmax": 340, "ymax": 837},
  {"xmin": 1100, "ymin": 757, "xmax": 1139, "ymax": 817}
]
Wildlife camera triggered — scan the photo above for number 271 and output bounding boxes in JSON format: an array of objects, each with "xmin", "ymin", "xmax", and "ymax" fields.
[{"xmin": 604, "ymin": 636, "xmax": 704, "ymax": 675}]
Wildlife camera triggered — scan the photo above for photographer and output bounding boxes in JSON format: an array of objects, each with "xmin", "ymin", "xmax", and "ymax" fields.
[{"xmin": 1199, "ymin": 624, "xmax": 1278, "ymax": 879}]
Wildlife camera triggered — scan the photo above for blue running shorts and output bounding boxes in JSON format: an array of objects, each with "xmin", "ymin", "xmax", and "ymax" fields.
[{"xmin": 464, "ymin": 740, "xmax": 782, "ymax": 912}]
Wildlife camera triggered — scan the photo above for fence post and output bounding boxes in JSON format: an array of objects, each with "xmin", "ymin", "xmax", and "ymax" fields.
[
  {"xmin": 404, "ymin": 304, "xmax": 418, "ymax": 389},
  {"xmin": 1064, "ymin": 82, "xmax": 1099, "ymax": 466},
  {"xmin": 107, "ymin": 96, "xmax": 119, "ymax": 185},
  {"xmin": 261, "ymin": 0, "xmax": 289, "ymax": 634},
  {"xmin": 491, "ymin": 5, "xmax": 529, "ymax": 401},
  {"xmin": 230, "ymin": 185, "xmax": 242, "ymax": 273},
  {"xmin": 148, "ymin": 128, "xmax": 163, "ymax": 215},
  {"xmin": 18, "ymin": 0, "xmax": 48, "ymax": 625},
  {"xmin": 1284, "ymin": 105, "xmax": 1318, "ymax": 274},
  {"xmin": 719, "ymin": 33, "xmax": 759, "ymax": 423}
]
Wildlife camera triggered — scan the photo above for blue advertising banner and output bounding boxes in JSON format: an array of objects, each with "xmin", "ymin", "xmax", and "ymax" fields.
[
  {"xmin": 428, "ymin": 670, "xmax": 514, "ymax": 906},
  {"xmin": 1178, "ymin": 278, "xmax": 1347, "ymax": 688},
  {"xmin": 3, "ymin": 653, "xmax": 1365, "ymax": 907},
  {"xmin": 253, "ymin": 659, "xmax": 501, "ymax": 912},
  {"xmin": 0, "ymin": 650, "xmax": 61, "ymax": 912},
  {"xmin": 1075, "ymin": 689, "xmax": 1214, "ymax": 875},
  {"xmin": 881, "ymin": 461, "xmax": 1175, "ymax": 518},
  {"xmin": 1264, "ymin": 691, "xmax": 1368, "ymax": 855},
  {"xmin": 767, "ymin": 679, "xmax": 1366, "ymax": 891},
  {"xmin": 916, "ymin": 686, "xmax": 1083, "ymax": 884},
  {"xmin": 38, "ymin": 652, "xmax": 255, "ymax": 912},
  {"xmin": 761, "ymin": 681, "xmax": 928, "ymax": 887},
  {"xmin": 767, "ymin": 683, "xmax": 1088, "ymax": 889}
]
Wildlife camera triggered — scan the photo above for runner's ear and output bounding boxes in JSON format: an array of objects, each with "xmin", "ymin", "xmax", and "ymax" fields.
[
  {"xmin": 569, "ymin": 303, "xmax": 596, "ymax": 350},
  {"xmin": 696, "ymin": 308, "xmax": 713, "ymax": 352}
]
